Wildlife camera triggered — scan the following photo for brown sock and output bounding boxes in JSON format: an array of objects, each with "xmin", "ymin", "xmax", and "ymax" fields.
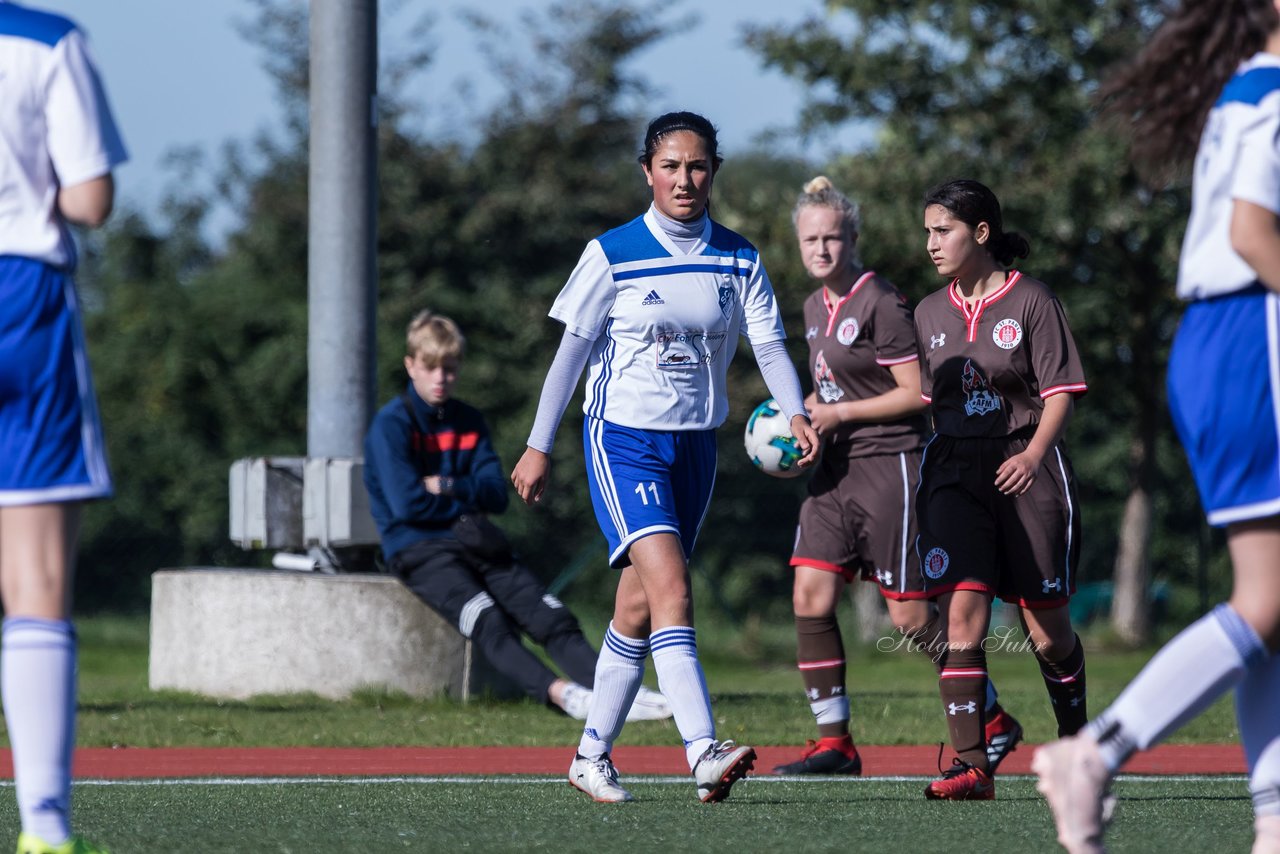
[
  {"xmin": 908, "ymin": 612, "xmax": 946, "ymax": 672},
  {"xmin": 938, "ymin": 646, "xmax": 989, "ymax": 771},
  {"xmin": 795, "ymin": 614, "xmax": 848, "ymax": 738},
  {"xmin": 1036, "ymin": 633, "xmax": 1087, "ymax": 736}
]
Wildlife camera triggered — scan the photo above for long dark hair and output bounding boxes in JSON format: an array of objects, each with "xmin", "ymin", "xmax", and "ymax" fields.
[
  {"xmin": 1099, "ymin": 0, "xmax": 1279, "ymax": 179},
  {"xmin": 638, "ymin": 111, "xmax": 723, "ymax": 171},
  {"xmin": 923, "ymin": 179, "xmax": 1030, "ymax": 267}
]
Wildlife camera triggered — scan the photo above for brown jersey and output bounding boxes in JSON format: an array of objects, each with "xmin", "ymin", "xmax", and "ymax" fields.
[
  {"xmin": 802, "ymin": 271, "xmax": 928, "ymax": 456},
  {"xmin": 913, "ymin": 271, "xmax": 1087, "ymax": 438}
]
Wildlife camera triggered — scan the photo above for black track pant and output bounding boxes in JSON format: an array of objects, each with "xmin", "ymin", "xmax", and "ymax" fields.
[{"xmin": 391, "ymin": 537, "xmax": 598, "ymax": 701}]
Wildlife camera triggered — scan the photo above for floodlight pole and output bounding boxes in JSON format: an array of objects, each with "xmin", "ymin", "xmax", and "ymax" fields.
[{"xmin": 307, "ymin": 0, "xmax": 378, "ymax": 459}]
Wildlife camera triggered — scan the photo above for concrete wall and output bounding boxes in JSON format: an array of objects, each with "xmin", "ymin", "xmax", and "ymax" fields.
[{"xmin": 149, "ymin": 568, "xmax": 516, "ymax": 701}]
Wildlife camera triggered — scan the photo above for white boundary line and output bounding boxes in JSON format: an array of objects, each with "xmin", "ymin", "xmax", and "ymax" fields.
[{"xmin": 22, "ymin": 773, "xmax": 1249, "ymax": 787}]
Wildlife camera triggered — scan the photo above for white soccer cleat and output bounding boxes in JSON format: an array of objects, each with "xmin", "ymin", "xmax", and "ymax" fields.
[
  {"xmin": 626, "ymin": 685, "xmax": 673, "ymax": 721},
  {"xmin": 693, "ymin": 740, "xmax": 756, "ymax": 803},
  {"xmin": 568, "ymin": 753, "xmax": 634, "ymax": 803},
  {"xmin": 1033, "ymin": 733, "xmax": 1113, "ymax": 854},
  {"xmin": 559, "ymin": 682, "xmax": 592, "ymax": 720}
]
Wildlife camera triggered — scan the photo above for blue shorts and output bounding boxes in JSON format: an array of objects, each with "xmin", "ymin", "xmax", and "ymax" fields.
[
  {"xmin": 1167, "ymin": 284, "xmax": 1280, "ymax": 526},
  {"xmin": 0, "ymin": 256, "xmax": 112, "ymax": 505},
  {"xmin": 582, "ymin": 417, "xmax": 717, "ymax": 568}
]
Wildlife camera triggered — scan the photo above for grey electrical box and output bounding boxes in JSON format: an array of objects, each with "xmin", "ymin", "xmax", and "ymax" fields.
[
  {"xmin": 228, "ymin": 457, "xmax": 306, "ymax": 549},
  {"xmin": 303, "ymin": 457, "xmax": 380, "ymax": 548}
]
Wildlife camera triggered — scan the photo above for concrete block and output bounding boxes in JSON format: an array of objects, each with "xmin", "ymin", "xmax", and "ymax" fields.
[{"xmin": 149, "ymin": 568, "xmax": 517, "ymax": 701}]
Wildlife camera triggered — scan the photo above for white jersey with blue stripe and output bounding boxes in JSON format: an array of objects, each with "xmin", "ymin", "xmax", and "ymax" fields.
[
  {"xmin": 550, "ymin": 206, "xmax": 787, "ymax": 431},
  {"xmin": 0, "ymin": 2, "xmax": 128, "ymax": 267},
  {"xmin": 1178, "ymin": 53, "xmax": 1280, "ymax": 301}
]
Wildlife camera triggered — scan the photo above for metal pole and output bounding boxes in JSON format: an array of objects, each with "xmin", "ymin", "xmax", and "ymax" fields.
[{"xmin": 308, "ymin": 0, "xmax": 377, "ymax": 458}]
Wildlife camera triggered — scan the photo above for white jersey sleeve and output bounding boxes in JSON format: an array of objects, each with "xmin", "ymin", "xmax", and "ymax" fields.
[
  {"xmin": 1233, "ymin": 110, "xmax": 1280, "ymax": 215},
  {"xmin": 739, "ymin": 257, "xmax": 787, "ymax": 346},
  {"xmin": 549, "ymin": 241, "xmax": 616, "ymax": 339},
  {"xmin": 1178, "ymin": 53, "xmax": 1280, "ymax": 300},
  {"xmin": 0, "ymin": 7, "xmax": 126, "ymax": 266},
  {"xmin": 45, "ymin": 29, "xmax": 128, "ymax": 188}
]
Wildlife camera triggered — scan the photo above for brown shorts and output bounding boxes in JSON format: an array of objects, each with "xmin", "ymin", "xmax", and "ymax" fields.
[
  {"xmin": 790, "ymin": 449, "xmax": 926, "ymax": 601},
  {"xmin": 916, "ymin": 433, "xmax": 1080, "ymax": 609}
]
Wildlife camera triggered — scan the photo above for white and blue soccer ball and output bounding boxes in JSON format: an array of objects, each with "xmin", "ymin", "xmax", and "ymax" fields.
[{"xmin": 744, "ymin": 398, "xmax": 805, "ymax": 478}]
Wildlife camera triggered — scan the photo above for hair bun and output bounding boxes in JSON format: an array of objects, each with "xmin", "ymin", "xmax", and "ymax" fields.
[{"xmin": 803, "ymin": 175, "xmax": 834, "ymax": 194}]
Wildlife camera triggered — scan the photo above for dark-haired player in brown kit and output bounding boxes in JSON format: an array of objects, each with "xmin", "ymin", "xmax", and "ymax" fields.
[
  {"xmin": 913, "ymin": 179, "xmax": 1090, "ymax": 801},
  {"xmin": 772, "ymin": 176, "xmax": 1024, "ymax": 778}
]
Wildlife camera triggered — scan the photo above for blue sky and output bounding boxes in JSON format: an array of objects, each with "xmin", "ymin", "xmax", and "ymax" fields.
[{"xmin": 51, "ymin": 0, "xmax": 852, "ymax": 227}]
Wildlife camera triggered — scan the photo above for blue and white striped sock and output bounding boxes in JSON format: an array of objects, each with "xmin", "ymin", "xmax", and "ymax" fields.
[
  {"xmin": 1237, "ymin": 647, "xmax": 1280, "ymax": 818},
  {"xmin": 577, "ymin": 623, "xmax": 647, "ymax": 761},
  {"xmin": 2, "ymin": 617, "xmax": 76, "ymax": 845},
  {"xmin": 650, "ymin": 626, "xmax": 715, "ymax": 769},
  {"xmin": 1088, "ymin": 604, "xmax": 1267, "ymax": 771}
]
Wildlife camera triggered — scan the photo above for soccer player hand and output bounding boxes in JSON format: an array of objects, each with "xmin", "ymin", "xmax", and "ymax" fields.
[
  {"xmin": 790, "ymin": 415, "xmax": 821, "ymax": 468},
  {"xmin": 512, "ymin": 447, "xmax": 551, "ymax": 504}
]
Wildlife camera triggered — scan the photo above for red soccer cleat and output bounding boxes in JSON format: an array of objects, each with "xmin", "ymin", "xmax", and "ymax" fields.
[
  {"xmin": 924, "ymin": 759, "xmax": 996, "ymax": 801},
  {"xmin": 772, "ymin": 735, "xmax": 863, "ymax": 775}
]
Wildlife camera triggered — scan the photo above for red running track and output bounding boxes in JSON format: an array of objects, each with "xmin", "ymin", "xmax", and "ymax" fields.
[{"xmin": 0, "ymin": 744, "xmax": 1243, "ymax": 779}]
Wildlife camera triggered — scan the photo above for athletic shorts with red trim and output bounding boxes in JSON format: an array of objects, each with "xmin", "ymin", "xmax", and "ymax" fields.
[
  {"xmin": 916, "ymin": 432, "xmax": 1079, "ymax": 608},
  {"xmin": 790, "ymin": 449, "xmax": 925, "ymax": 600}
]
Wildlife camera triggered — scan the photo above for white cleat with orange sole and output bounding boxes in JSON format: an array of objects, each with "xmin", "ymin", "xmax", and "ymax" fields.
[
  {"xmin": 568, "ymin": 753, "xmax": 634, "ymax": 803},
  {"xmin": 693, "ymin": 740, "xmax": 756, "ymax": 803}
]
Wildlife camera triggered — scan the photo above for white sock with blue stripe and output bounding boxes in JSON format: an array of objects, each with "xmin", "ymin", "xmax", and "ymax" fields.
[
  {"xmin": 1087, "ymin": 604, "xmax": 1268, "ymax": 772},
  {"xmin": 1237, "ymin": 649, "xmax": 1280, "ymax": 819},
  {"xmin": 577, "ymin": 623, "xmax": 647, "ymax": 761},
  {"xmin": 2, "ymin": 617, "xmax": 76, "ymax": 844},
  {"xmin": 650, "ymin": 625, "xmax": 715, "ymax": 769}
]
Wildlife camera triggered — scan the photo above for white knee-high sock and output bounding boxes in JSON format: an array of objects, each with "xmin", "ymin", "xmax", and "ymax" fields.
[
  {"xmin": 3, "ymin": 617, "xmax": 76, "ymax": 844},
  {"xmin": 577, "ymin": 623, "xmax": 646, "ymax": 760},
  {"xmin": 1087, "ymin": 604, "xmax": 1268, "ymax": 771},
  {"xmin": 650, "ymin": 626, "xmax": 715, "ymax": 769},
  {"xmin": 1237, "ymin": 649, "xmax": 1280, "ymax": 818}
]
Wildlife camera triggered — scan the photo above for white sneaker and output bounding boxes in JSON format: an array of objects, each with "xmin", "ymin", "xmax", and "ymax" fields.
[
  {"xmin": 1032, "ymin": 733, "xmax": 1113, "ymax": 854},
  {"xmin": 568, "ymin": 753, "xmax": 634, "ymax": 803},
  {"xmin": 626, "ymin": 685, "xmax": 673, "ymax": 721},
  {"xmin": 558, "ymin": 682, "xmax": 592, "ymax": 720},
  {"xmin": 693, "ymin": 740, "xmax": 756, "ymax": 803}
]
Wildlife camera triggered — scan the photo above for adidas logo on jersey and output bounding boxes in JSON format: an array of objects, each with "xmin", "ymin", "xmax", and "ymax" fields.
[{"xmin": 641, "ymin": 290, "xmax": 665, "ymax": 305}]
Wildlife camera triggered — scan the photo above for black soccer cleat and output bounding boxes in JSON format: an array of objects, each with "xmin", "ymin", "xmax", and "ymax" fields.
[{"xmin": 772, "ymin": 737, "xmax": 863, "ymax": 775}]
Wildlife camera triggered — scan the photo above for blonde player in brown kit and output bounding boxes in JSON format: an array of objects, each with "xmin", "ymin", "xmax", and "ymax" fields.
[
  {"xmin": 913, "ymin": 179, "xmax": 1090, "ymax": 801},
  {"xmin": 773, "ymin": 177, "xmax": 1024, "ymax": 777}
]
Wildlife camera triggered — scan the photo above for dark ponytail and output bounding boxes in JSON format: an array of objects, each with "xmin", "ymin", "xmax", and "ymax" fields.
[{"xmin": 923, "ymin": 179, "xmax": 1029, "ymax": 267}]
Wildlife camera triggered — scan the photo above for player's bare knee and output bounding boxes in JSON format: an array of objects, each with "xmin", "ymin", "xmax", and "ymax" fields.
[{"xmin": 1228, "ymin": 599, "xmax": 1280, "ymax": 652}]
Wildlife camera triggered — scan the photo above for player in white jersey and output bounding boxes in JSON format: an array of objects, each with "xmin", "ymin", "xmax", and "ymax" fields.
[
  {"xmin": 1034, "ymin": 3, "xmax": 1280, "ymax": 853},
  {"xmin": 0, "ymin": 3, "xmax": 126, "ymax": 853},
  {"xmin": 512, "ymin": 111, "xmax": 818, "ymax": 804}
]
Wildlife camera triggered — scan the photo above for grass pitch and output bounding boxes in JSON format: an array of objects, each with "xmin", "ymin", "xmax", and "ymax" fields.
[
  {"xmin": 0, "ymin": 616, "xmax": 1248, "ymax": 851},
  {"xmin": 8, "ymin": 775, "xmax": 1251, "ymax": 853}
]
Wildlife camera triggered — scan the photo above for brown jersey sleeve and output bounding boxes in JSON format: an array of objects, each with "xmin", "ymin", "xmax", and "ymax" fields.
[
  {"xmin": 869, "ymin": 281, "xmax": 920, "ymax": 366},
  {"xmin": 1027, "ymin": 290, "xmax": 1088, "ymax": 399}
]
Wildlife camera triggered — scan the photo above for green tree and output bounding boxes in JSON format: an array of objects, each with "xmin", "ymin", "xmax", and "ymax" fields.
[{"xmin": 746, "ymin": 0, "xmax": 1210, "ymax": 642}]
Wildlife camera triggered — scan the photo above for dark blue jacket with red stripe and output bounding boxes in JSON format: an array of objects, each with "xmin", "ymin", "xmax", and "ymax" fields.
[{"xmin": 363, "ymin": 383, "xmax": 509, "ymax": 561}]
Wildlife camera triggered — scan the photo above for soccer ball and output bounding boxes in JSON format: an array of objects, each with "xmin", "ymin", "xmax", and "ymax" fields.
[{"xmin": 744, "ymin": 398, "xmax": 805, "ymax": 478}]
